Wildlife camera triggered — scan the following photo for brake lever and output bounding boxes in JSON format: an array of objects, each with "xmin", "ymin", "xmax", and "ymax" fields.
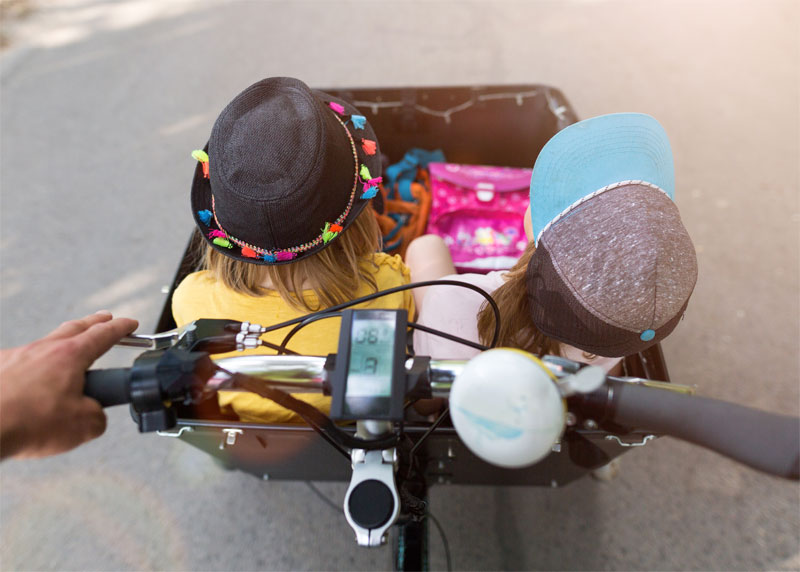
[
  {"xmin": 117, "ymin": 322, "xmax": 198, "ymax": 350},
  {"xmin": 116, "ymin": 319, "xmax": 268, "ymax": 353}
]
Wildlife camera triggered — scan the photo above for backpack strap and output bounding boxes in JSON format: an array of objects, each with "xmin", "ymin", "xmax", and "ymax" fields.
[{"xmin": 384, "ymin": 148, "xmax": 445, "ymax": 201}]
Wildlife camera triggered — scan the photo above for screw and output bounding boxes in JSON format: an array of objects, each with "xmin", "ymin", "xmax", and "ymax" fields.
[
  {"xmin": 565, "ymin": 412, "xmax": 577, "ymax": 426},
  {"xmin": 262, "ymin": 474, "xmax": 270, "ymax": 481},
  {"xmin": 583, "ymin": 419, "xmax": 598, "ymax": 430}
]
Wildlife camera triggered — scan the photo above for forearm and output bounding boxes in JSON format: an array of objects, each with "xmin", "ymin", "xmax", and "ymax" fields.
[{"xmin": 0, "ymin": 399, "xmax": 29, "ymax": 459}]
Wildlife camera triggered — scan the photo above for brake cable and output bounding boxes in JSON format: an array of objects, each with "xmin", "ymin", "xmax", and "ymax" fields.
[{"xmin": 228, "ymin": 279, "xmax": 501, "ymax": 349}]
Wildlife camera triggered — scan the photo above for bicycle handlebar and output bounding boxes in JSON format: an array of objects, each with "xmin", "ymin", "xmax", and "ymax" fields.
[
  {"xmin": 84, "ymin": 368, "xmax": 132, "ymax": 407},
  {"xmin": 601, "ymin": 380, "xmax": 800, "ymax": 480},
  {"xmin": 83, "ymin": 354, "xmax": 800, "ymax": 479}
]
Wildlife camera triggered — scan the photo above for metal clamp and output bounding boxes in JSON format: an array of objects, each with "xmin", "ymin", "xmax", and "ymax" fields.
[
  {"xmin": 344, "ymin": 447, "xmax": 400, "ymax": 547},
  {"xmin": 236, "ymin": 321, "xmax": 266, "ymax": 351},
  {"xmin": 605, "ymin": 434, "xmax": 655, "ymax": 447},
  {"xmin": 220, "ymin": 428, "xmax": 243, "ymax": 449},
  {"xmin": 156, "ymin": 426, "xmax": 193, "ymax": 438}
]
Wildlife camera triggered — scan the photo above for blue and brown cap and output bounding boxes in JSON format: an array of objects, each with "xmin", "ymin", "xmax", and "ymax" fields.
[{"xmin": 527, "ymin": 114, "xmax": 698, "ymax": 357}]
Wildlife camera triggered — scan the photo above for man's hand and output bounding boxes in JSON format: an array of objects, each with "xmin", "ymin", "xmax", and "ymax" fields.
[{"xmin": 0, "ymin": 311, "xmax": 138, "ymax": 459}]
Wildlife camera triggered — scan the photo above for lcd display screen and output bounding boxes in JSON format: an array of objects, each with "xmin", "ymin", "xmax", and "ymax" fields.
[{"xmin": 345, "ymin": 312, "xmax": 397, "ymax": 399}]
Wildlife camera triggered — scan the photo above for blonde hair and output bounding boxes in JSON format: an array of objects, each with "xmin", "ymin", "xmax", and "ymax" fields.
[
  {"xmin": 202, "ymin": 208, "xmax": 381, "ymax": 312},
  {"xmin": 476, "ymin": 241, "xmax": 561, "ymax": 356}
]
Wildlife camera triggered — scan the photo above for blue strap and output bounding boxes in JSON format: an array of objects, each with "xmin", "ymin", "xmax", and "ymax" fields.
[
  {"xmin": 382, "ymin": 219, "xmax": 405, "ymax": 243},
  {"xmin": 389, "ymin": 213, "xmax": 409, "ymax": 225},
  {"xmin": 384, "ymin": 148, "xmax": 445, "ymax": 202},
  {"xmin": 381, "ymin": 213, "xmax": 410, "ymax": 251},
  {"xmin": 397, "ymin": 180, "xmax": 413, "ymax": 202}
]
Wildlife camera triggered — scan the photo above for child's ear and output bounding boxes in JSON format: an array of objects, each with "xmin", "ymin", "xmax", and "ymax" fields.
[{"xmin": 523, "ymin": 204, "xmax": 534, "ymax": 241}]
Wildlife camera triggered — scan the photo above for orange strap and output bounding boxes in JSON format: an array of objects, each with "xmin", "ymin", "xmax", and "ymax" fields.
[{"xmin": 372, "ymin": 173, "xmax": 432, "ymax": 259}]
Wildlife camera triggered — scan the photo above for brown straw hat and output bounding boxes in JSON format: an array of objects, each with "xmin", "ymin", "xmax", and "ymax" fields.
[{"xmin": 190, "ymin": 77, "xmax": 382, "ymax": 264}]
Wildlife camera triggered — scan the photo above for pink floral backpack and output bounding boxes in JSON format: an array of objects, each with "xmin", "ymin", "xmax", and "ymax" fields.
[{"xmin": 427, "ymin": 163, "xmax": 531, "ymax": 273}]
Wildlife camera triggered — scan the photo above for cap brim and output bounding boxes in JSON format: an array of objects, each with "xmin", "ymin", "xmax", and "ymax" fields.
[{"xmin": 530, "ymin": 113, "xmax": 674, "ymax": 245}]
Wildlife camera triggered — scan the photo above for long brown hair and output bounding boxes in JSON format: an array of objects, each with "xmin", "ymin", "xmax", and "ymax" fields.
[
  {"xmin": 202, "ymin": 208, "xmax": 381, "ymax": 312},
  {"xmin": 476, "ymin": 241, "xmax": 561, "ymax": 356}
]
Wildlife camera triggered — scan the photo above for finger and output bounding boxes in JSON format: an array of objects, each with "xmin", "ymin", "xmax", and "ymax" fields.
[
  {"xmin": 56, "ymin": 401, "xmax": 107, "ymax": 455},
  {"xmin": 41, "ymin": 311, "xmax": 114, "ymax": 342},
  {"xmin": 79, "ymin": 399, "xmax": 108, "ymax": 441},
  {"xmin": 72, "ymin": 317, "xmax": 140, "ymax": 366}
]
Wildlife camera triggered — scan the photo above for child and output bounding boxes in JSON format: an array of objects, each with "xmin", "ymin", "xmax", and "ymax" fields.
[
  {"xmin": 172, "ymin": 77, "xmax": 415, "ymax": 423},
  {"xmin": 408, "ymin": 113, "xmax": 698, "ymax": 373}
]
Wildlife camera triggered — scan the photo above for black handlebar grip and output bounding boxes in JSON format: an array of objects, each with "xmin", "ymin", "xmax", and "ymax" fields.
[
  {"xmin": 84, "ymin": 368, "xmax": 132, "ymax": 407},
  {"xmin": 608, "ymin": 381, "xmax": 800, "ymax": 480}
]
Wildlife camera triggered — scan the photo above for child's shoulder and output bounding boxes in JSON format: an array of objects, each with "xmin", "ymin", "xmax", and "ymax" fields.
[
  {"xmin": 365, "ymin": 252, "xmax": 411, "ymax": 282},
  {"xmin": 174, "ymin": 270, "xmax": 217, "ymax": 292},
  {"xmin": 173, "ymin": 270, "xmax": 245, "ymax": 305},
  {"xmin": 172, "ymin": 270, "xmax": 221, "ymax": 327}
]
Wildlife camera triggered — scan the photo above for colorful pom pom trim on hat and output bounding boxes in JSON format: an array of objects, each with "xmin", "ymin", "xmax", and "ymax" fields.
[
  {"xmin": 260, "ymin": 250, "xmax": 295, "ymax": 262},
  {"xmin": 213, "ymin": 237, "xmax": 233, "ymax": 248},
  {"xmin": 358, "ymin": 173, "xmax": 383, "ymax": 196},
  {"xmin": 322, "ymin": 222, "xmax": 342, "ymax": 244},
  {"xmin": 361, "ymin": 186, "xmax": 379, "ymax": 199},
  {"xmin": 275, "ymin": 251, "xmax": 297, "ymax": 261},
  {"xmin": 195, "ymin": 105, "xmax": 376, "ymax": 263},
  {"xmin": 361, "ymin": 139, "xmax": 377, "ymax": 155},
  {"xmin": 197, "ymin": 209, "xmax": 213, "ymax": 225},
  {"xmin": 192, "ymin": 149, "xmax": 210, "ymax": 178}
]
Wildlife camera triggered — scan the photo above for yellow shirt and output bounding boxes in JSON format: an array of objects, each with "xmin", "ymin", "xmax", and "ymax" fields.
[{"xmin": 172, "ymin": 252, "xmax": 415, "ymax": 423}]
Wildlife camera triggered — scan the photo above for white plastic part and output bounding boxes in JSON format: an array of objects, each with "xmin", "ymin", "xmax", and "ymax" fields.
[
  {"xmin": 475, "ymin": 182, "xmax": 495, "ymax": 201},
  {"xmin": 556, "ymin": 365, "xmax": 606, "ymax": 396},
  {"xmin": 450, "ymin": 349, "xmax": 565, "ymax": 468}
]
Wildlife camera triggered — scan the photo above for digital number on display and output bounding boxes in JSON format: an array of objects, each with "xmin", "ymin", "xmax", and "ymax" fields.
[{"xmin": 346, "ymin": 315, "xmax": 396, "ymax": 398}]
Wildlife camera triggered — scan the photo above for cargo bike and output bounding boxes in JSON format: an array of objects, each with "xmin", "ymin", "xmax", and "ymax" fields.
[{"xmin": 84, "ymin": 85, "xmax": 800, "ymax": 571}]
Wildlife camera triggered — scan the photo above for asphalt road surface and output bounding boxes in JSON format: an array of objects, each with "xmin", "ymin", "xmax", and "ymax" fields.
[{"xmin": 1, "ymin": 1, "xmax": 798, "ymax": 570}]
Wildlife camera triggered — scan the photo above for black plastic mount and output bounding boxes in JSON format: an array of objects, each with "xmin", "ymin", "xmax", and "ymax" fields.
[{"xmin": 128, "ymin": 348, "xmax": 217, "ymax": 433}]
